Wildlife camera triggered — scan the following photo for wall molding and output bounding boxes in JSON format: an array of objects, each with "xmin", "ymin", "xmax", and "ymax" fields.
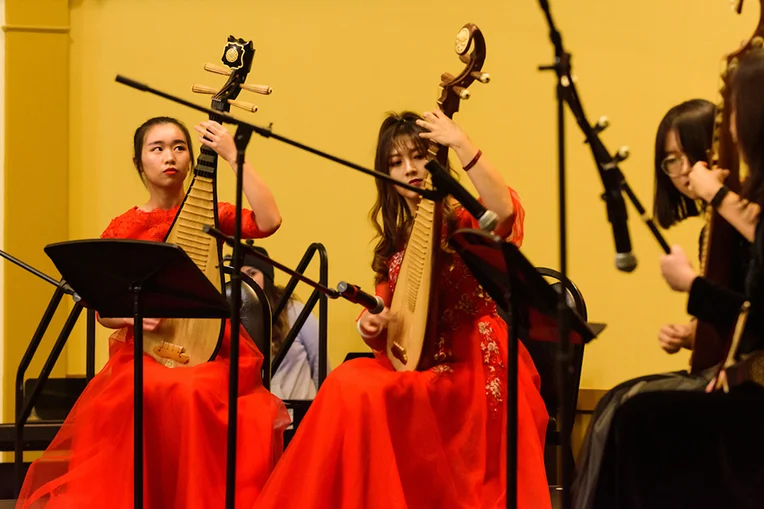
[
  {"xmin": 577, "ymin": 388, "xmax": 608, "ymax": 413},
  {"xmin": 2, "ymin": 24, "xmax": 69, "ymax": 34}
]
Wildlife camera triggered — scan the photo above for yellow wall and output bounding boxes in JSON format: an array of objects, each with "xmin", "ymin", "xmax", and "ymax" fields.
[
  {"xmin": 49, "ymin": 0, "xmax": 760, "ymax": 394},
  {"xmin": 3, "ymin": 0, "xmax": 69, "ymax": 422}
]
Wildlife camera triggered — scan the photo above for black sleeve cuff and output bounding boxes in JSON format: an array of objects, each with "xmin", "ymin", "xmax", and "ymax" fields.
[{"xmin": 687, "ymin": 276, "xmax": 746, "ymax": 330}]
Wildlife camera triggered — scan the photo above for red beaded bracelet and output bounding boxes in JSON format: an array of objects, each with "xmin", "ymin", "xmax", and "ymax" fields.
[{"xmin": 463, "ymin": 149, "xmax": 482, "ymax": 171}]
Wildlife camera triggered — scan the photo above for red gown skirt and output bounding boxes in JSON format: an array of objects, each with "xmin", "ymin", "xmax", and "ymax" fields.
[
  {"xmin": 255, "ymin": 315, "xmax": 551, "ymax": 509},
  {"xmin": 16, "ymin": 323, "xmax": 290, "ymax": 509}
]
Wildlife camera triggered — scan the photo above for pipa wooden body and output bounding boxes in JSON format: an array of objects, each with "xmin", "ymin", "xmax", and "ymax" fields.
[
  {"xmin": 143, "ymin": 36, "xmax": 256, "ymax": 368},
  {"xmin": 387, "ymin": 24, "xmax": 489, "ymax": 371}
]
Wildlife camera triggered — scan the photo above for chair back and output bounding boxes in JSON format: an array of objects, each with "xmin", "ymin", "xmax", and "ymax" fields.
[
  {"xmin": 520, "ymin": 267, "xmax": 588, "ymax": 442},
  {"xmin": 224, "ymin": 276, "xmax": 272, "ymax": 382}
]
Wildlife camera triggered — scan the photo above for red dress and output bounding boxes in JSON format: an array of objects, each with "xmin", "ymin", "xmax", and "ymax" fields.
[
  {"xmin": 256, "ymin": 193, "xmax": 551, "ymax": 509},
  {"xmin": 16, "ymin": 203, "xmax": 290, "ymax": 509}
]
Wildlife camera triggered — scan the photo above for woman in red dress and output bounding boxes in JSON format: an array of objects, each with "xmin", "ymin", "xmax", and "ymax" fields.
[
  {"xmin": 16, "ymin": 117, "xmax": 290, "ymax": 509},
  {"xmin": 255, "ymin": 110, "xmax": 551, "ymax": 508}
]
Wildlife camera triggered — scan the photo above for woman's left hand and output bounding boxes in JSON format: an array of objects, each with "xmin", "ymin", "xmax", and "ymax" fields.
[
  {"xmin": 195, "ymin": 120, "xmax": 236, "ymax": 165},
  {"xmin": 660, "ymin": 245, "xmax": 697, "ymax": 293},
  {"xmin": 416, "ymin": 109, "xmax": 469, "ymax": 150}
]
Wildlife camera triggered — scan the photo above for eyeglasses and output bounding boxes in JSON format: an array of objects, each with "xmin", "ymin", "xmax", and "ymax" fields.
[{"xmin": 660, "ymin": 154, "xmax": 688, "ymax": 177}]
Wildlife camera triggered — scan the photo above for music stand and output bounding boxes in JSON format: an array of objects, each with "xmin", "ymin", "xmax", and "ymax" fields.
[
  {"xmin": 449, "ymin": 229, "xmax": 603, "ymax": 509},
  {"xmin": 44, "ymin": 239, "xmax": 231, "ymax": 509}
]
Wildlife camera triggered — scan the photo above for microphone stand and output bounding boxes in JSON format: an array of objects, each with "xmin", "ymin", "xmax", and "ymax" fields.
[
  {"xmin": 536, "ymin": 3, "xmax": 670, "ymax": 256},
  {"xmin": 206, "ymin": 225, "xmax": 383, "ymax": 314},
  {"xmin": 223, "ymin": 122, "xmax": 252, "ymax": 509},
  {"xmin": 3, "ymin": 248, "xmax": 81, "ymax": 496},
  {"xmin": 536, "ymin": 4, "xmax": 575, "ymax": 506},
  {"xmin": 0, "ymin": 249, "xmax": 78, "ymax": 299},
  {"xmin": 536, "ymin": 3, "xmax": 672, "ymax": 509}
]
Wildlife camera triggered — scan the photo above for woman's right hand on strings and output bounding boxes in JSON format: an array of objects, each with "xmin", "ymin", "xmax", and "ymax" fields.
[
  {"xmin": 658, "ymin": 320, "xmax": 696, "ymax": 354},
  {"xmin": 122, "ymin": 317, "xmax": 163, "ymax": 332},
  {"xmin": 358, "ymin": 308, "xmax": 390, "ymax": 350}
]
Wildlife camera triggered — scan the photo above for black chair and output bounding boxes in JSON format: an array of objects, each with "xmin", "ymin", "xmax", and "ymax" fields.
[
  {"xmin": 224, "ymin": 275, "xmax": 272, "ymax": 367},
  {"xmin": 228, "ymin": 273, "xmax": 324, "ymax": 448},
  {"xmin": 523, "ymin": 267, "xmax": 588, "ymax": 486},
  {"xmin": 226, "ymin": 277, "xmax": 294, "ymax": 446}
]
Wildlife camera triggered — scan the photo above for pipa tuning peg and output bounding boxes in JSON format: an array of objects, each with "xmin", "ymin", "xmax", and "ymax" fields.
[
  {"xmin": 613, "ymin": 146, "xmax": 630, "ymax": 163},
  {"xmin": 592, "ymin": 116, "xmax": 609, "ymax": 134},
  {"xmin": 204, "ymin": 62, "xmax": 232, "ymax": 76},
  {"xmin": 452, "ymin": 86, "xmax": 470, "ymax": 100},
  {"xmin": 241, "ymin": 83, "xmax": 273, "ymax": 95},
  {"xmin": 192, "ymin": 84, "xmax": 218, "ymax": 94},
  {"xmin": 228, "ymin": 99, "xmax": 258, "ymax": 113},
  {"xmin": 470, "ymin": 71, "xmax": 490, "ymax": 84}
]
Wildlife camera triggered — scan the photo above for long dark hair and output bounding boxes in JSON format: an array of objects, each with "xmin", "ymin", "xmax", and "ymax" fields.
[
  {"xmin": 735, "ymin": 49, "xmax": 764, "ymax": 206},
  {"xmin": 262, "ymin": 279, "xmax": 292, "ymax": 358},
  {"xmin": 653, "ymin": 99, "xmax": 714, "ymax": 228},
  {"xmin": 132, "ymin": 116, "xmax": 195, "ymax": 181},
  {"xmin": 369, "ymin": 111, "xmax": 457, "ymax": 285}
]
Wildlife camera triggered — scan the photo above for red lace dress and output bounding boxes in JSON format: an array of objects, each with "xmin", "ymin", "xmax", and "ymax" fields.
[
  {"xmin": 255, "ymin": 193, "xmax": 551, "ymax": 509},
  {"xmin": 16, "ymin": 203, "xmax": 290, "ymax": 509}
]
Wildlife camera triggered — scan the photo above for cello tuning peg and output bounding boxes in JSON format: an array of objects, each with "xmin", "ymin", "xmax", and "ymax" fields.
[
  {"xmin": 453, "ymin": 86, "xmax": 470, "ymax": 100},
  {"xmin": 613, "ymin": 146, "xmax": 630, "ymax": 163},
  {"xmin": 592, "ymin": 116, "xmax": 609, "ymax": 134},
  {"xmin": 204, "ymin": 62, "xmax": 232, "ymax": 76},
  {"xmin": 241, "ymin": 83, "xmax": 273, "ymax": 95},
  {"xmin": 228, "ymin": 99, "xmax": 258, "ymax": 113},
  {"xmin": 192, "ymin": 84, "xmax": 218, "ymax": 95},
  {"xmin": 470, "ymin": 71, "xmax": 491, "ymax": 84}
]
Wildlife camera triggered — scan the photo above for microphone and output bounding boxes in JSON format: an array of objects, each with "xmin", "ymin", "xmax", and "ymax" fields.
[
  {"xmin": 337, "ymin": 281, "xmax": 385, "ymax": 314},
  {"xmin": 424, "ymin": 160, "xmax": 499, "ymax": 232},
  {"xmin": 602, "ymin": 173, "xmax": 637, "ymax": 272}
]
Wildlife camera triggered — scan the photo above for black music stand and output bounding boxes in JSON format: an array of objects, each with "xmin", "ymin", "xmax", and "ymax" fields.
[
  {"xmin": 44, "ymin": 239, "xmax": 231, "ymax": 509},
  {"xmin": 449, "ymin": 229, "xmax": 603, "ymax": 509}
]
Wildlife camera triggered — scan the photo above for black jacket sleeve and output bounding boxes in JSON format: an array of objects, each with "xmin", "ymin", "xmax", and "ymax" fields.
[{"xmin": 687, "ymin": 219, "xmax": 764, "ymax": 354}]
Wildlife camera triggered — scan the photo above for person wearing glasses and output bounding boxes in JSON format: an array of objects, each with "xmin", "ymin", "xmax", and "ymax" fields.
[
  {"xmin": 653, "ymin": 99, "xmax": 716, "ymax": 354},
  {"xmin": 573, "ymin": 99, "xmax": 754, "ymax": 509}
]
